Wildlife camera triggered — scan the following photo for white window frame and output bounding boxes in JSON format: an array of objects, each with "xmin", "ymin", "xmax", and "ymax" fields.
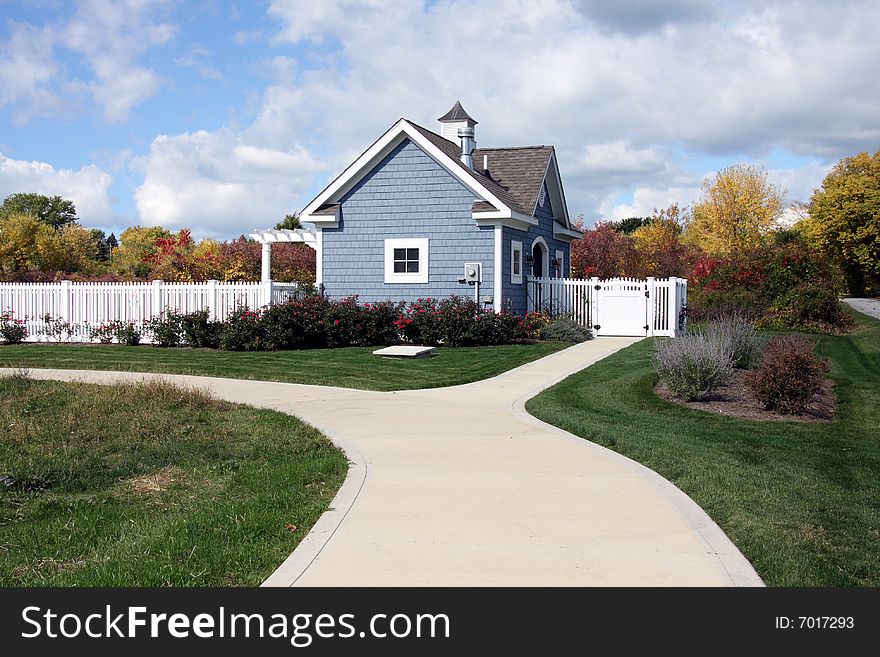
[
  {"xmin": 384, "ymin": 238, "xmax": 429, "ymax": 284},
  {"xmin": 555, "ymin": 249, "xmax": 564, "ymax": 278},
  {"xmin": 511, "ymin": 240, "xmax": 523, "ymax": 284}
]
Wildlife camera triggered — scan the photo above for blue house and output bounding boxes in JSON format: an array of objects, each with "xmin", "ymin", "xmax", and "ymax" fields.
[{"xmin": 300, "ymin": 102, "xmax": 581, "ymax": 315}]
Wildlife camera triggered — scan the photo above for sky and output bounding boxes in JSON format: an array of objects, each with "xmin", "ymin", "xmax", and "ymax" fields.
[{"xmin": 1, "ymin": 0, "xmax": 878, "ymax": 240}]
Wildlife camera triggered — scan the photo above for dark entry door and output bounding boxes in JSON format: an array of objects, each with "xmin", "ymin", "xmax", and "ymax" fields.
[{"xmin": 532, "ymin": 244, "xmax": 543, "ymax": 277}]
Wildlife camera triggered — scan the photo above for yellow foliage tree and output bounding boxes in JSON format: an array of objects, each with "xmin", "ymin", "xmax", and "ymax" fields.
[
  {"xmin": 112, "ymin": 226, "xmax": 171, "ymax": 277},
  {"xmin": 0, "ymin": 213, "xmax": 65, "ymax": 272},
  {"xmin": 57, "ymin": 223, "xmax": 101, "ymax": 273},
  {"xmin": 687, "ymin": 164, "xmax": 784, "ymax": 255},
  {"xmin": 631, "ymin": 205, "xmax": 692, "ymax": 277}
]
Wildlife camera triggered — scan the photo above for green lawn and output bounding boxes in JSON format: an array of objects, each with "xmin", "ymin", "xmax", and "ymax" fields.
[
  {"xmin": 526, "ymin": 310, "xmax": 880, "ymax": 586},
  {"xmin": 0, "ymin": 374, "xmax": 347, "ymax": 586},
  {"xmin": 0, "ymin": 342, "xmax": 566, "ymax": 391}
]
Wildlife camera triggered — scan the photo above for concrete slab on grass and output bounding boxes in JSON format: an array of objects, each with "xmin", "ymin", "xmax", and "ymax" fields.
[{"xmin": 373, "ymin": 345, "xmax": 435, "ymax": 359}]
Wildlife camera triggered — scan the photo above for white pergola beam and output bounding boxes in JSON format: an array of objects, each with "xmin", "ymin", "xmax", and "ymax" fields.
[{"xmin": 249, "ymin": 227, "xmax": 318, "ymax": 283}]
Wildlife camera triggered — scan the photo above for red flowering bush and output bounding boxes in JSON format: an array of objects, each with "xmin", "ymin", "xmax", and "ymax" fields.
[
  {"xmin": 746, "ymin": 335, "xmax": 830, "ymax": 414},
  {"xmin": 260, "ymin": 295, "xmax": 330, "ymax": 350},
  {"xmin": 394, "ymin": 297, "xmax": 534, "ymax": 346},
  {"xmin": 219, "ymin": 307, "xmax": 265, "ymax": 351},
  {"xmin": 0, "ymin": 310, "xmax": 28, "ymax": 344}
]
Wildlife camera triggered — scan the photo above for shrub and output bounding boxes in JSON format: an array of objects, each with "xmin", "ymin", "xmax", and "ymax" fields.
[
  {"xmin": 219, "ymin": 308, "xmax": 264, "ymax": 351},
  {"xmin": 179, "ymin": 310, "xmax": 222, "ymax": 348},
  {"xmin": 89, "ymin": 321, "xmax": 119, "ymax": 344},
  {"xmin": 757, "ymin": 282, "xmax": 853, "ymax": 333},
  {"xmin": 0, "ymin": 310, "xmax": 28, "ymax": 344},
  {"xmin": 394, "ymin": 297, "xmax": 533, "ymax": 347},
  {"xmin": 114, "ymin": 321, "xmax": 142, "ymax": 346},
  {"xmin": 145, "ymin": 311, "xmax": 184, "ymax": 347},
  {"xmin": 261, "ymin": 295, "xmax": 330, "ymax": 350},
  {"xmin": 40, "ymin": 313, "xmax": 76, "ymax": 342},
  {"xmin": 703, "ymin": 314, "xmax": 763, "ymax": 368},
  {"xmin": 747, "ymin": 335, "xmax": 830, "ymax": 414},
  {"xmin": 653, "ymin": 332, "xmax": 733, "ymax": 401},
  {"xmin": 539, "ymin": 318, "xmax": 593, "ymax": 343}
]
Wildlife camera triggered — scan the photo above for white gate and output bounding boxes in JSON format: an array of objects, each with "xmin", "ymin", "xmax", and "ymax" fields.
[
  {"xmin": 526, "ymin": 276, "xmax": 687, "ymax": 337},
  {"xmin": 592, "ymin": 278, "xmax": 648, "ymax": 337}
]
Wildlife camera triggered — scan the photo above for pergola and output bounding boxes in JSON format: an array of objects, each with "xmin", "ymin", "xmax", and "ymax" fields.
[{"xmin": 248, "ymin": 228, "xmax": 317, "ymax": 282}]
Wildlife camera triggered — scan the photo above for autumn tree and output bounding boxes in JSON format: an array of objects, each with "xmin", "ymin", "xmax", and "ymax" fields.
[
  {"xmin": 0, "ymin": 213, "xmax": 66, "ymax": 273},
  {"xmin": 0, "ymin": 193, "xmax": 78, "ymax": 229},
  {"xmin": 612, "ymin": 216, "xmax": 651, "ymax": 234},
  {"xmin": 631, "ymin": 204, "xmax": 695, "ymax": 277},
  {"xmin": 805, "ymin": 150, "xmax": 880, "ymax": 294},
  {"xmin": 570, "ymin": 220, "xmax": 638, "ymax": 279},
  {"xmin": 112, "ymin": 226, "xmax": 172, "ymax": 277},
  {"xmin": 687, "ymin": 164, "xmax": 784, "ymax": 256}
]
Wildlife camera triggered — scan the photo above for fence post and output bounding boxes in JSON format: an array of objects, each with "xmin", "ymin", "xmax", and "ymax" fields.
[
  {"xmin": 60, "ymin": 280, "xmax": 71, "ymax": 324},
  {"xmin": 646, "ymin": 276, "xmax": 655, "ymax": 337},
  {"xmin": 152, "ymin": 280, "xmax": 163, "ymax": 317},
  {"xmin": 588, "ymin": 277, "xmax": 599, "ymax": 330},
  {"xmin": 668, "ymin": 277, "xmax": 678, "ymax": 337},
  {"xmin": 207, "ymin": 279, "xmax": 219, "ymax": 321},
  {"xmin": 262, "ymin": 280, "xmax": 273, "ymax": 308}
]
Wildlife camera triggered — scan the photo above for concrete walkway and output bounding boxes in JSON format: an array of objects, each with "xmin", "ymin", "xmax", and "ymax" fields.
[
  {"xmin": 844, "ymin": 297, "xmax": 880, "ymax": 320},
  {"xmin": 5, "ymin": 338, "xmax": 763, "ymax": 587}
]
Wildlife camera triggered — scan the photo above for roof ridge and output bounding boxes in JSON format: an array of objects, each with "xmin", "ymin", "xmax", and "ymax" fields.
[{"xmin": 474, "ymin": 145, "xmax": 550, "ymax": 151}]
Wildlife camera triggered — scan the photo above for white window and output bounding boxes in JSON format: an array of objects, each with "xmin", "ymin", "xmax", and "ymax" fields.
[
  {"xmin": 511, "ymin": 240, "xmax": 523, "ymax": 284},
  {"xmin": 555, "ymin": 249, "xmax": 564, "ymax": 278},
  {"xmin": 537, "ymin": 186, "xmax": 546, "ymax": 207},
  {"xmin": 384, "ymin": 238, "xmax": 429, "ymax": 283}
]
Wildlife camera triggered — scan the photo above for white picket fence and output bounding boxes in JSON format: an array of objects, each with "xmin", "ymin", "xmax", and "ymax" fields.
[
  {"xmin": 527, "ymin": 276, "xmax": 688, "ymax": 337},
  {"xmin": 0, "ymin": 280, "xmax": 301, "ymax": 343}
]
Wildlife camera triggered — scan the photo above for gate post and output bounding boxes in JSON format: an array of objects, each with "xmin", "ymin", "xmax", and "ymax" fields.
[
  {"xmin": 589, "ymin": 277, "xmax": 600, "ymax": 332},
  {"xmin": 646, "ymin": 276, "xmax": 656, "ymax": 336},
  {"xmin": 668, "ymin": 277, "xmax": 678, "ymax": 337}
]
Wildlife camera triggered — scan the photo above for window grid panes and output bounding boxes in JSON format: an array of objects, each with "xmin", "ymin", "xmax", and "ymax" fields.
[{"xmin": 393, "ymin": 248, "xmax": 420, "ymax": 274}]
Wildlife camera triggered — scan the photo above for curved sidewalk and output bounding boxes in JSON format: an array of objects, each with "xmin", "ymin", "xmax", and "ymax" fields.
[{"xmin": 5, "ymin": 338, "xmax": 763, "ymax": 587}]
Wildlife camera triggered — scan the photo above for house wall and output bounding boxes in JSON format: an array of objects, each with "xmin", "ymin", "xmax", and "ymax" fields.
[
  {"xmin": 500, "ymin": 182, "xmax": 570, "ymax": 314},
  {"xmin": 321, "ymin": 138, "xmax": 496, "ymax": 306}
]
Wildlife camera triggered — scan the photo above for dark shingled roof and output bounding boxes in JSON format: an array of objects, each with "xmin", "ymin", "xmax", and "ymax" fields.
[
  {"xmin": 472, "ymin": 201, "xmax": 497, "ymax": 213},
  {"xmin": 437, "ymin": 100, "xmax": 477, "ymax": 124},
  {"xmin": 312, "ymin": 204, "xmax": 339, "ymax": 215},
  {"xmin": 408, "ymin": 120, "xmax": 552, "ymax": 216}
]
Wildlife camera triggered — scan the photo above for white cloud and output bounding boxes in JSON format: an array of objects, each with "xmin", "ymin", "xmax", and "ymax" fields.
[
  {"xmin": 0, "ymin": 152, "xmax": 114, "ymax": 223},
  {"xmin": 599, "ymin": 185, "xmax": 703, "ymax": 221},
  {"xmin": 257, "ymin": 0, "xmax": 880, "ymax": 223},
  {"xmin": 132, "ymin": 130, "xmax": 324, "ymax": 238},
  {"xmin": 0, "ymin": 0, "xmax": 176, "ymax": 124}
]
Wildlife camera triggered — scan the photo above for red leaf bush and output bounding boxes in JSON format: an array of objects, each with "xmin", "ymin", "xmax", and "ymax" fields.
[{"xmin": 746, "ymin": 335, "xmax": 830, "ymax": 414}]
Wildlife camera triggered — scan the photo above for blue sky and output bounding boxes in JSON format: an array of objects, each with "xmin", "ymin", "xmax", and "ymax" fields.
[{"xmin": 1, "ymin": 0, "xmax": 878, "ymax": 239}]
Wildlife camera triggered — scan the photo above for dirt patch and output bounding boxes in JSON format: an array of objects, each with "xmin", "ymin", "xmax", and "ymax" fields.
[
  {"xmin": 656, "ymin": 369, "xmax": 836, "ymax": 423},
  {"xmin": 126, "ymin": 466, "xmax": 187, "ymax": 495}
]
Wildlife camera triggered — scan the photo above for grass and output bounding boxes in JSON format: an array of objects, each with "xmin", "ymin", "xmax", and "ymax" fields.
[
  {"xmin": 526, "ymin": 310, "xmax": 880, "ymax": 586},
  {"xmin": 0, "ymin": 374, "xmax": 347, "ymax": 586},
  {"xmin": 0, "ymin": 342, "xmax": 566, "ymax": 391}
]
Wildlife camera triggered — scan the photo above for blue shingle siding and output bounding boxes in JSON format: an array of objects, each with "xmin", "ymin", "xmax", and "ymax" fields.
[
  {"xmin": 321, "ymin": 139, "xmax": 495, "ymax": 306},
  {"xmin": 500, "ymin": 182, "xmax": 570, "ymax": 315}
]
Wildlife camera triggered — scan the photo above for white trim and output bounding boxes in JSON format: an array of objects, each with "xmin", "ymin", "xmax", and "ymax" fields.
[
  {"xmin": 511, "ymin": 239, "xmax": 523, "ymax": 285},
  {"xmin": 249, "ymin": 228, "xmax": 317, "ymax": 248},
  {"xmin": 315, "ymin": 229, "xmax": 323, "ymax": 285},
  {"xmin": 553, "ymin": 222, "xmax": 582, "ymax": 241},
  {"xmin": 530, "ymin": 236, "xmax": 549, "ymax": 278},
  {"xmin": 494, "ymin": 225, "xmax": 503, "ymax": 312},
  {"xmin": 301, "ymin": 119, "xmax": 516, "ymax": 222},
  {"xmin": 473, "ymin": 212, "xmax": 537, "ymax": 231},
  {"xmin": 384, "ymin": 238, "xmax": 429, "ymax": 284},
  {"xmin": 555, "ymin": 249, "xmax": 564, "ymax": 278}
]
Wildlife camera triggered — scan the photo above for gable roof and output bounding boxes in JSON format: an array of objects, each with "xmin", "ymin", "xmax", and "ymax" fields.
[{"xmin": 301, "ymin": 116, "xmax": 573, "ymax": 230}]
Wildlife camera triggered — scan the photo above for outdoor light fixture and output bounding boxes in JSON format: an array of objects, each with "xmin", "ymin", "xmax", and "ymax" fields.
[
  {"xmin": 550, "ymin": 256, "xmax": 559, "ymax": 268},
  {"xmin": 525, "ymin": 253, "xmax": 534, "ymax": 267}
]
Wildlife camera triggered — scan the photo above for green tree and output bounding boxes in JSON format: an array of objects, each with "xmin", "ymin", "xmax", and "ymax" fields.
[
  {"xmin": 0, "ymin": 193, "xmax": 78, "ymax": 229},
  {"xmin": 805, "ymin": 150, "xmax": 880, "ymax": 295},
  {"xmin": 274, "ymin": 213, "xmax": 302, "ymax": 230},
  {"xmin": 612, "ymin": 216, "xmax": 651, "ymax": 234},
  {"xmin": 687, "ymin": 164, "xmax": 784, "ymax": 256},
  {"xmin": 89, "ymin": 229, "xmax": 113, "ymax": 261}
]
